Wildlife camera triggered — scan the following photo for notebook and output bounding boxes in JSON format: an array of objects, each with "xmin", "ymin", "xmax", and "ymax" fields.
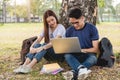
[{"xmin": 51, "ymin": 37, "xmax": 81, "ymax": 54}]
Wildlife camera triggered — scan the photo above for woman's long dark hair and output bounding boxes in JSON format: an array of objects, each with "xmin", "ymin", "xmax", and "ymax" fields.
[{"xmin": 43, "ymin": 10, "xmax": 59, "ymax": 43}]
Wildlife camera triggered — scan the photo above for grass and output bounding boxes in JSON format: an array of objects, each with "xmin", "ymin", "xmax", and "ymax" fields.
[
  {"xmin": 97, "ymin": 22, "xmax": 120, "ymax": 53},
  {"xmin": 0, "ymin": 22, "xmax": 120, "ymax": 80},
  {"xmin": 0, "ymin": 23, "xmax": 42, "ymax": 55}
]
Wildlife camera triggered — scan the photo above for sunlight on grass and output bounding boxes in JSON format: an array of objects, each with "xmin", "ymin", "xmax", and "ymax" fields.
[
  {"xmin": 0, "ymin": 23, "xmax": 43, "ymax": 56},
  {"xmin": 0, "ymin": 22, "xmax": 120, "ymax": 55},
  {"xmin": 97, "ymin": 22, "xmax": 120, "ymax": 53}
]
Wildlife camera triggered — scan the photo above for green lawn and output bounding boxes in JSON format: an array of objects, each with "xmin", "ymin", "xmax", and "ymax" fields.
[
  {"xmin": 0, "ymin": 22, "xmax": 120, "ymax": 55},
  {"xmin": 97, "ymin": 22, "xmax": 120, "ymax": 53},
  {"xmin": 0, "ymin": 22, "xmax": 120, "ymax": 80},
  {"xmin": 0, "ymin": 23, "xmax": 42, "ymax": 55}
]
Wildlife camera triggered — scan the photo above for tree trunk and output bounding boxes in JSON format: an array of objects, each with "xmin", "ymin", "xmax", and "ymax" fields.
[
  {"xmin": 59, "ymin": 0, "xmax": 98, "ymax": 28},
  {"xmin": 3, "ymin": 1, "xmax": 6, "ymax": 23}
]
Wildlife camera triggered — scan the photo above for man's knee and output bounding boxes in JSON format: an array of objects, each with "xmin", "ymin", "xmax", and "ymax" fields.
[
  {"xmin": 89, "ymin": 54, "xmax": 97, "ymax": 64},
  {"xmin": 64, "ymin": 54, "xmax": 73, "ymax": 60}
]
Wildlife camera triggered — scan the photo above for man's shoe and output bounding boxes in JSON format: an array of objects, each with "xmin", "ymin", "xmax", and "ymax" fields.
[
  {"xmin": 62, "ymin": 70, "xmax": 74, "ymax": 80},
  {"xmin": 78, "ymin": 68, "xmax": 91, "ymax": 80}
]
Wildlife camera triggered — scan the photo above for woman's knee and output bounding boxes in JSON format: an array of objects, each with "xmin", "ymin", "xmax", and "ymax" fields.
[
  {"xmin": 26, "ymin": 53, "xmax": 34, "ymax": 61},
  {"xmin": 33, "ymin": 44, "xmax": 41, "ymax": 48},
  {"xmin": 34, "ymin": 50, "xmax": 47, "ymax": 62}
]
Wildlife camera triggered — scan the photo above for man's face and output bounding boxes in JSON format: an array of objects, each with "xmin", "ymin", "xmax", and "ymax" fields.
[{"xmin": 69, "ymin": 16, "xmax": 84, "ymax": 30}]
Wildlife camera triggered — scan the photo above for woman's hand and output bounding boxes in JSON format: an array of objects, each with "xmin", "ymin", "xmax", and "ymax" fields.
[
  {"xmin": 36, "ymin": 47, "xmax": 44, "ymax": 53},
  {"xmin": 29, "ymin": 47, "xmax": 37, "ymax": 54}
]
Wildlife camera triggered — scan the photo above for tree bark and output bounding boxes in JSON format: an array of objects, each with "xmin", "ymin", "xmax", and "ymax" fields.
[{"xmin": 59, "ymin": 0, "xmax": 98, "ymax": 28}]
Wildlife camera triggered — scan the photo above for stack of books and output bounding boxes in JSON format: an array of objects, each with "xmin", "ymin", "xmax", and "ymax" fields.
[{"xmin": 40, "ymin": 63, "xmax": 64, "ymax": 74}]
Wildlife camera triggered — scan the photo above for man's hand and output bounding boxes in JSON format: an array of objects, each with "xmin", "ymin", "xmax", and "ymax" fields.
[{"xmin": 81, "ymin": 49, "xmax": 87, "ymax": 53}]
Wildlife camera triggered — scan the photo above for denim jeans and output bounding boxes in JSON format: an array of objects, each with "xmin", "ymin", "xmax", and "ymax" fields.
[
  {"xmin": 64, "ymin": 53, "xmax": 97, "ymax": 72},
  {"xmin": 26, "ymin": 44, "xmax": 64, "ymax": 62}
]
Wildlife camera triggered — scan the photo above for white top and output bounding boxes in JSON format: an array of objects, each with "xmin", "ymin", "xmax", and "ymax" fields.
[{"xmin": 40, "ymin": 24, "xmax": 66, "ymax": 40}]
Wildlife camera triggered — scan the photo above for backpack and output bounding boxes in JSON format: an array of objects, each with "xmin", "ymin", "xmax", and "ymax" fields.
[
  {"xmin": 97, "ymin": 37, "xmax": 115, "ymax": 67},
  {"xmin": 20, "ymin": 36, "xmax": 37, "ymax": 65}
]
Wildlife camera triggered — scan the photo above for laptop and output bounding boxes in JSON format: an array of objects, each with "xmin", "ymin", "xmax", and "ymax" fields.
[{"xmin": 51, "ymin": 37, "xmax": 81, "ymax": 54}]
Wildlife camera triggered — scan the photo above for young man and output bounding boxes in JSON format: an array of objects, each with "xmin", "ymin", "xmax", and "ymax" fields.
[{"xmin": 64, "ymin": 8, "xmax": 99, "ymax": 80}]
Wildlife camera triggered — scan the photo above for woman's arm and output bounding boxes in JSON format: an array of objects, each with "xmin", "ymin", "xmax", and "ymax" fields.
[
  {"xmin": 42, "ymin": 35, "xmax": 62, "ymax": 50},
  {"xmin": 29, "ymin": 36, "xmax": 43, "ymax": 53},
  {"xmin": 35, "ymin": 35, "xmax": 62, "ymax": 53},
  {"xmin": 31, "ymin": 36, "xmax": 43, "ymax": 47}
]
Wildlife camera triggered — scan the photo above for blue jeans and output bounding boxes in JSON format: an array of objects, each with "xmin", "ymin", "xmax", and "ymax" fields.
[
  {"xmin": 26, "ymin": 44, "xmax": 64, "ymax": 62},
  {"xmin": 64, "ymin": 53, "xmax": 97, "ymax": 72}
]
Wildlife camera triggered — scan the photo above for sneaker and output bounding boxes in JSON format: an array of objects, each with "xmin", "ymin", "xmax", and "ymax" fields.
[
  {"xmin": 20, "ymin": 65, "xmax": 32, "ymax": 74},
  {"xmin": 13, "ymin": 65, "xmax": 23, "ymax": 73},
  {"xmin": 62, "ymin": 70, "xmax": 74, "ymax": 80},
  {"xmin": 78, "ymin": 68, "xmax": 91, "ymax": 80}
]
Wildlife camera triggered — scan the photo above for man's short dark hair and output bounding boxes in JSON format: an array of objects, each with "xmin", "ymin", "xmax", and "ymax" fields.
[{"xmin": 68, "ymin": 8, "xmax": 82, "ymax": 19}]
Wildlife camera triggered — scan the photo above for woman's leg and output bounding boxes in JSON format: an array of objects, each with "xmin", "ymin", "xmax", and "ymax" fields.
[
  {"xmin": 27, "ymin": 58, "xmax": 37, "ymax": 68},
  {"xmin": 44, "ymin": 47, "xmax": 64, "ymax": 62},
  {"xmin": 27, "ymin": 50, "xmax": 47, "ymax": 68},
  {"xmin": 27, "ymin": 47, "xmax": 65, "ymax": 68},
  {"xmin": 23, "ymin": 44, "xmax": 42, "ymax": 66},
  {"xmin": 23, "ymin": 57, "xmax": 32, "ymax": 66}
]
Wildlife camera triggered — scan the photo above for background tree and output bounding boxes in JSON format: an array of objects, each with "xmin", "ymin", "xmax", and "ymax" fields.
[
  {"xmin": 0, "ymin": 0, "xmax": 3, "ymax": 23},
  {"xmin": 59, "ymin": 0, "xmax": 98, "ymax": 28},
  {"xmin": 98, "ymin": 0, "xmax": 116, "ymax": 22},
  {"xmin": 98, "ymin": 0, "xmax": 105, "ymax": 22},
  {"xmin": 116, "ymin": 3, "xmax": 120, "ymax": 15},
  {"xmin": 28, "ymin": 0, "xmax": 61, "ymax": 22},
  {"xmin": 4, "ymin": 0, "xmax": 61, "ymax": 23}
]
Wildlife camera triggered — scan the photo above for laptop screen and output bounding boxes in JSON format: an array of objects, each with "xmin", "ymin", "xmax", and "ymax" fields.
[{"xmin": 51, "ymin": 37, "xmax": 81, "ymax": 54}]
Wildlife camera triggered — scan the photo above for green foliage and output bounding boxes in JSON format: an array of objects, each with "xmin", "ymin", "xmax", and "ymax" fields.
[
  {"xmin": 30, "ymin": 0, "xmax": 40, "ymax": 15},
  {"xmin": 98, "ymin": 0, "xmax": 105, "ymax": 8},
  {"xmin": 109, "ymin": 5, "xmax": 116, "ymax": 15},
  {"xmin": 0, "ymin": 23, "xmax": 4, "ymax": 26},
  {"xmin": 5, "ymin": 0, "xmax": 61, "ymax": 20},
  {"xmin": 15, "ymin": 5, "xmax": 28, "ymax": 18},
  {"xmin": 115, "ymin": 53, "xmax": 120, "ymax": 59},
  {"xmin": 116, "ymin": 3, "xmax": 120, "ymax": 14},
  {"xmin": 30, "ymin": 0, "xmax": 61, "ymax": 16}
]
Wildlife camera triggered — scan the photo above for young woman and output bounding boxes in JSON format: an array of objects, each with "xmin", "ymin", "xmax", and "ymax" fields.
[{"xmin": 13, "ymin": 10, "xmax": 66, "ymax": 73}]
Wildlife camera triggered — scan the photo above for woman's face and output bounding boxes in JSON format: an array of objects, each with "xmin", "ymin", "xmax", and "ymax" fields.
[{"xmin": 46, "ymin": 16, "xmax": 57, "ymax": 28}]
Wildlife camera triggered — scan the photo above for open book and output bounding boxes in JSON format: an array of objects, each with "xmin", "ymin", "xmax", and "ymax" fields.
[{"xmin": 40, "ymin": 63, "xmax": 63, "ymax": 74}]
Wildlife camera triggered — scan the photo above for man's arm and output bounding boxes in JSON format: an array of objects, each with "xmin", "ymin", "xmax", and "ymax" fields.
[{"xmin": 81, "ymin": 40, "xmax": 99, "ymax": 53}]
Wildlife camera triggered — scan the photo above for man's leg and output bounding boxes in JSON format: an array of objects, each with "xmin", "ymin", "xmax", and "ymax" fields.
[
  {"xmin": 64, "ymin": 54, "xmax": 81, "ymax": 72},
  {"xmin": 77, "ymin": 53, "xmax": 97, "ymax": 80},
  {"xmin": 44, "ymin": 47, "xmax": 64, "ymax": 62},
  {"xmin": 81, "ymin": 53, "xmax": 97, "ymax": 69}
]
